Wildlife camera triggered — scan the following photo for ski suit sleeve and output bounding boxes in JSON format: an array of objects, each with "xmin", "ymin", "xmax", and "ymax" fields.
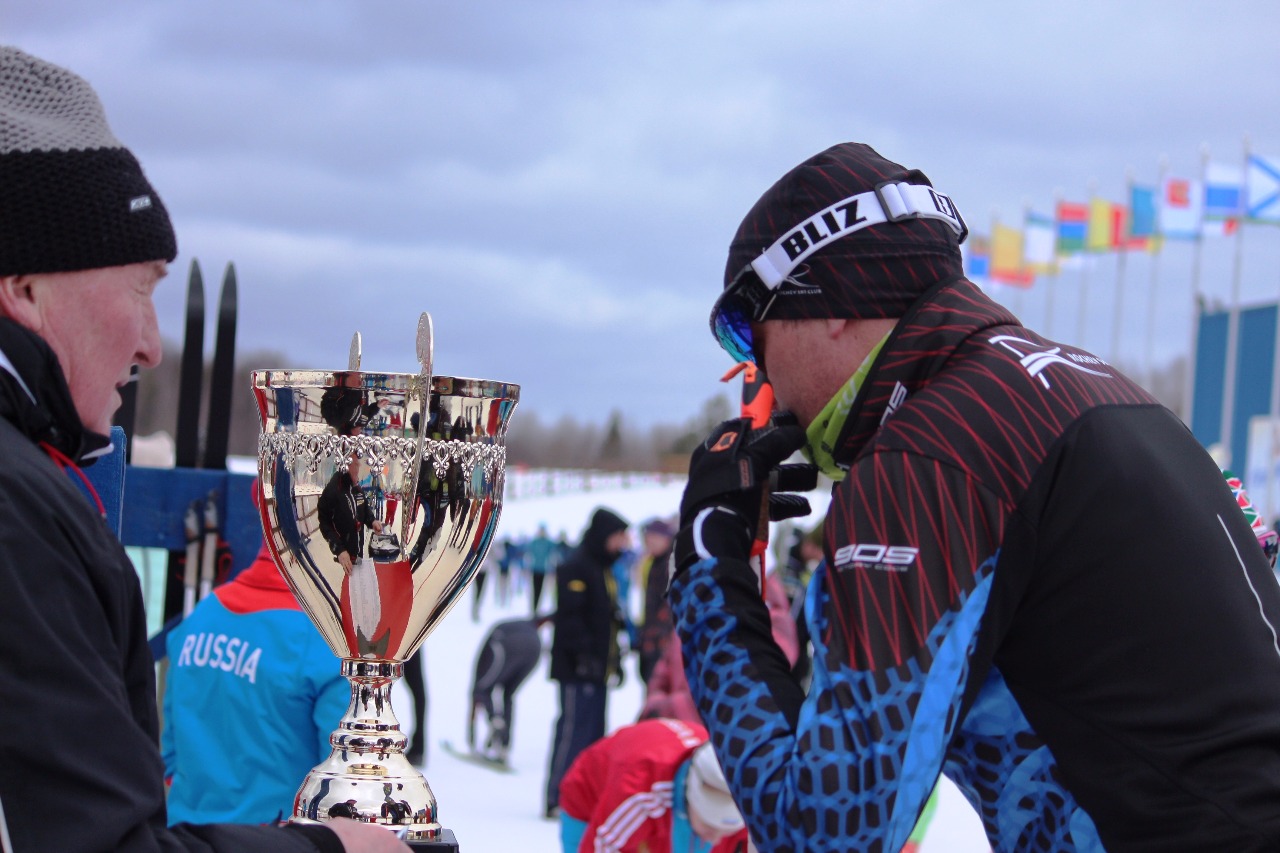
[
  {"xmin": 311, "ymin": 651, "xmax": 351, "ymax": 762},
  {"xmin": 670, "ymin": 451, "xmax": 1007, "ymax": 853},
  {"xmin": 315, "ymin": 482, "xmax": 343, "ymax": 556}
]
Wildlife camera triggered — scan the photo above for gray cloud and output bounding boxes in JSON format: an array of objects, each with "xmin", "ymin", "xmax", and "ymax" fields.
[{"xmin": 6, "ymin": 0, "xmax": 1279, "ymax": 427}]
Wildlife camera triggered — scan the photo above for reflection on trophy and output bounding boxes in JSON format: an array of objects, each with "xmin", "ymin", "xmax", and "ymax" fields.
[{"xmin": 252, "ymin": 314, "xmax": 518, "ymax": 850}]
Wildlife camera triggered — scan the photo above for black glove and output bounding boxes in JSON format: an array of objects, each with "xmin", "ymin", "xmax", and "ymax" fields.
[{"xmin": 673, "ymin": 414, "xmax": 817, "ymax": 576}]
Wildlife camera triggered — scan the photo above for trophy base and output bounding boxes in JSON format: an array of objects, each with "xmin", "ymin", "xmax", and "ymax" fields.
[{"xmin": 407, "ymin": 828, "xmax": 459, "ymax": 851}]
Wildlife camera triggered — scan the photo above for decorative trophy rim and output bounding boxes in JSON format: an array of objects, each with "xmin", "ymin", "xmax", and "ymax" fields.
[{"xmin": 251, "ymin": 368, "xmax": 519, "ymax": 402}]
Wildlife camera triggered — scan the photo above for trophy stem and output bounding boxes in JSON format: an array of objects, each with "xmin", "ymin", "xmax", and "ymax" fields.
[{"xmin": 291, "ymin": 659, "xmax": 442, "ymax": 842}]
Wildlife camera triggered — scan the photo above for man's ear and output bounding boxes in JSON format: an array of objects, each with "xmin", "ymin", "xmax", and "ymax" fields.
[{"xmin": 0, "ymin": 275, "xmax": 44, "ymax": 330}]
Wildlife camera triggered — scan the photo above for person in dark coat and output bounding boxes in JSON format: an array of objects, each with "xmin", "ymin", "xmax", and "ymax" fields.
[
  {"xmin": 0, "ymin": 45, "xmax": 404, "ymax": 853},
  {"xmin": 316, "ymin": 453, "xmax": 383, "ymax": 573},
  {"xmin": 543, "ymin": 507, "xmax": 630, "ymax": 818},
  {"xmin": 635, "ymin": 517, "xmax": 676, "ymax": 685}
]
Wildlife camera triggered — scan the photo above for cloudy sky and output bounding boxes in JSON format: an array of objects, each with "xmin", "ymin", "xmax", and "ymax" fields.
[{"xmin": 5, "ymin": 1, "xmax": 1279, "ymax": 428}]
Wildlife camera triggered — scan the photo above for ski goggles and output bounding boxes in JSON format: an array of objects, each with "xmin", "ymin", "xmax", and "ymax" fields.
[{"xmin": 710, "ymin": 181, "xmax": 966, "ymax": 363}]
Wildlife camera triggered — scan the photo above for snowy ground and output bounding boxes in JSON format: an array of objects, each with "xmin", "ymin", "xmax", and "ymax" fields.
[{"xmin": 392, "ymin": 473, "xmax": 992, "ymax": 852}]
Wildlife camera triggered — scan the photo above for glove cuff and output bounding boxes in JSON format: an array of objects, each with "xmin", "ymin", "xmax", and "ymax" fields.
[{"xmin": 673, "ymin": 505, "xmax": 753, "ymax": 576}]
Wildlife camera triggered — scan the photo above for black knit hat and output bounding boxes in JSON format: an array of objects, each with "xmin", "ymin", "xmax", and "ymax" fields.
[
  {"xmin": 0, "ymin": 46, "xmax": 177, "ymax": 277},
  {"xmin": 723, "ymin": 143, "xmax": 965, "ymax": 321}
]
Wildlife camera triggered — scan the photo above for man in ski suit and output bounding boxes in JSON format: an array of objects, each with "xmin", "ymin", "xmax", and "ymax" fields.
[
  {"xmin": 670, "ymin": 142, "xmax": 1280, "ymax": 851},
  {"xmin": 558, "ymin": 718, "xmax": 747, "ymax": 853},
  {"xmin": 0, "ymin": 45, "xmax": 404, "ymax": 853}
]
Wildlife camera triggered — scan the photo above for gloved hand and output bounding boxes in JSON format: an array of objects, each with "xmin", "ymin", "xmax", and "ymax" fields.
[{"xmin": 673, "ymin": 414, "xmax": 817, "ymax": 577}]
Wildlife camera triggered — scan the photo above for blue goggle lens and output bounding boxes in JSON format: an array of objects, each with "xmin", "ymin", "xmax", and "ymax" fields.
[
  {"xmin": 709, "ymin": 265, "xmax": 780, "ymax": 364},
  {"xmin": 711, "ymin": 298, "xmax": 755, "ymax": 364}
]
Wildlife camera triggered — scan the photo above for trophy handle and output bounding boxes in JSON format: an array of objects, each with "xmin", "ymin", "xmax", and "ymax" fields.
[
  {"xmin": 404, "ymin": 313, "xmax": 434, "ymax": 547},
  {"xmin": 348, "ymin": 331, "xmax": 362, "ymax": 371}
]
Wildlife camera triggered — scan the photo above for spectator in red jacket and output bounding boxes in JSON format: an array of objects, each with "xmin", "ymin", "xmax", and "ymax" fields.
[{"xmin": 559, "ymin": 718, "xmax": 748, "ymax": 853}]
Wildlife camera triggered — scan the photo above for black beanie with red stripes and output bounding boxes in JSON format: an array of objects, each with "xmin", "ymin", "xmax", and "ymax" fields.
[{"xmin": 725, "ymin": 143, "xmax": 964, "ymax": 320}]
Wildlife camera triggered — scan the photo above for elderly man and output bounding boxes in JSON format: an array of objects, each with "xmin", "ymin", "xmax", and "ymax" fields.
[
  {"xmin": 670, "ymin": 142, "xmax": 1280, "ymax": 851},
  {"xmin": 0, "ymin": 46, "xmax": 405, "ymax": 852}
]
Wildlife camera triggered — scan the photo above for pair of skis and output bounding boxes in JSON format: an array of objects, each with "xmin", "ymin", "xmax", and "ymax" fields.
[{"xmin": 171, "ymin": 261, "xmax": 238, "ymax": 618}]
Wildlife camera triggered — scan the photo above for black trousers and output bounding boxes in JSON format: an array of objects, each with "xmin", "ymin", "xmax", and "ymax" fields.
[{"xmin": 543, "ymin": 680, "xmax": 606, "ymax": 811}]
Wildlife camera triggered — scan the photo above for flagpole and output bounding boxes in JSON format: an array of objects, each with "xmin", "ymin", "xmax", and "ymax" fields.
[
  {"xmin": 1077, "ymin": 180, "xmax": 1097, "ymax": 348},
  {"xmin": 1182, "ymin": 144, "xmax": 1209, "ymax": 426},
  {"xmin": 1144, "ymin": 157, "xmax": 1168, "ymax": 393},
  {"xmin": 1268, "ymin": 206, "xmax": 1280, "ymax": 518},
  {"xmin": 1241, "ymin": 134, "xmax": 1280, "ymax": 517},
  {"xmin": 1046, "ymin": 190, "xmax": 1062, "ymax": 339},
  {"xmin": 1111, "ymin": 170, "xmax": 1133, "ymax": 367},
  {"xmin": 1219, "ymin": 139, "xmax": 1248, "ymax": 471}
]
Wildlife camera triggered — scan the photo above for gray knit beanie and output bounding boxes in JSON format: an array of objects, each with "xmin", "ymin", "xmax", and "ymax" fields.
[{"xmin": 0, "ymin": 46, "xmax": 177, "ymax": 276}]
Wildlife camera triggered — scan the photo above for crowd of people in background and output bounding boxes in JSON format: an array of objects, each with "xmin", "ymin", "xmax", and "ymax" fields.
[{"xmin": 448, "ymin": 502, "xmax": 830, "ymax": 850}]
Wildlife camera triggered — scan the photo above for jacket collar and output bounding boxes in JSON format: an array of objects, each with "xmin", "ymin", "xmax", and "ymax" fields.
[
  {"xmin": 830, "ymin": 277, "xmax": 1020, "ymax": 469},
  {"xmin": 0, "ymin": 317, "xmax": 109, "ymax": 462}
]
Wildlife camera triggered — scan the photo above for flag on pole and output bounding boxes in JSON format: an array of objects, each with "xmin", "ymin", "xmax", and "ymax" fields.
[
  {"xmin": 965, "ymin": 234, "xmax": 991, "ymax": 285},
  {"xmin": 1203, "ymin": 162, "xmax": 1243, "ymax": 237},
  {"xmin": 1204, "ymin": 162, "xmax": 1243, "ymax": 218},
  {"xmin": 1159, "ymin": 176, "xmax": 1202, "ymax": 239},
  {"xmin": 1056, "ymin": 201, "xmax": 1088, "ymax": 255},
  {"xmin": 991, "ymin": 223, "xmax": 1034, "ymax": 286},
  {"xmin": 1087, "ymin": 198, "xmax": 1125, "ymax": 251},
  {"xmin": 1246, "ymin": 153, "xmax": 1280, "ymax": 223},
  {"xmin": 1128, "ymin": 184, "xmax": 1158, "ymax": 249},
  {"xmin": 1024, "ymin": 211, "xmax": 1057, "ymax": 274}
]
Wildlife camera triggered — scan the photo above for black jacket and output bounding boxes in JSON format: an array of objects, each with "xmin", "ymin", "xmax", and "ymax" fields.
[
  {"xmin": 0, "ymin": 318, "xmax": 336, "ymax": 853},
  {"xmin": 316, "ymin": 468, "xmax": 375, "ymax": 559},
  {"xmin": 550, "ymin": 508, "xmax": 627, "ymax": 683},
  {"xmin": 673, "ymin": 279, "xmax": 1280, "ymax": 852}
]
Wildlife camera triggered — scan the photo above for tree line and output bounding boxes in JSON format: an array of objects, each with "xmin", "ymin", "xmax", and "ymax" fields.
[
  {"xmin": 130, "ymin": 341, "xmax": 1186, "ymax": 472},
  {"xmin": 129, "ymin": 341, "xmax": 736, "ymax": 472}
]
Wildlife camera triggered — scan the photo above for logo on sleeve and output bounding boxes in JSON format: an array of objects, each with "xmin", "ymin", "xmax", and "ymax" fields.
[
  {"xmin": 833, "ymin": 542, "xmax": 919, "ymax": 573},
  {"xmin": 988, "ymin": 335, "xmax": 1112, "ymax": 390}
]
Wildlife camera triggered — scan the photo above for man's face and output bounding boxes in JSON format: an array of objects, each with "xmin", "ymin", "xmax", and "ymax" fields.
[
  {"xmin": 605, "ymin": 529, "xmax": 632, "ymax": 557},
  {"xmin": 750, "ymin": 318, "xmax": 830, "ymax": 429},
  {"xmin": 643, "ymin": 530, "xmax": 671, "ymax": 556},
  {"xmin": 23, "ymin": 261, "xmax": 166, "ymax": 434}
]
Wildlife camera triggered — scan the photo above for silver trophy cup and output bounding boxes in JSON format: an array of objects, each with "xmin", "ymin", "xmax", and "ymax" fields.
[{"xmin": 252, "ymin": 316, "xmax": 518, "ymax": 847}]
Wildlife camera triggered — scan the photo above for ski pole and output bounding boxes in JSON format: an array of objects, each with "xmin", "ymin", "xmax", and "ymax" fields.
[
  {"xmin": 721, "ymin": 361, "xmax": 775, "ymax": 596},
  {"xmin": 182, "ymin": 500, "xmax": 201, "ymax": 617},
  {"xmin": 199, "ymin": 490, "xmax": 219, "ymax": 601}
]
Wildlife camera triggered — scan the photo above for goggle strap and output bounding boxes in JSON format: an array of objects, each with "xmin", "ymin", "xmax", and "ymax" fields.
[{"xmin": 749, "ymin": 182, "xmax": 966, "ymax": 289}]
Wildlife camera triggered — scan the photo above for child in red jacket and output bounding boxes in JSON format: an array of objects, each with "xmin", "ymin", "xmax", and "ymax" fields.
[{"xmin": 559, "ymin": 718, "xmax": 748, "ymax": 853}]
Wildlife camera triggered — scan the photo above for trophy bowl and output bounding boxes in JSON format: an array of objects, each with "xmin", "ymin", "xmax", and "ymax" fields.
[{"xmin": 252, "ymin": 357, "xmax": 518, "ymax": 847}]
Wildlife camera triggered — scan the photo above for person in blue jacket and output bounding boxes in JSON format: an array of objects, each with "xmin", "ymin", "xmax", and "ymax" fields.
[{"xmin": 163, "ymin": 540, "xmax": 349, "ymax": 824}]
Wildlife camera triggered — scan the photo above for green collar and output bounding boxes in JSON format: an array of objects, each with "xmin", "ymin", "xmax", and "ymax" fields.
[{"xmin": 803, "ymin": 331, "xmax": 891, "ymax": 481}]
